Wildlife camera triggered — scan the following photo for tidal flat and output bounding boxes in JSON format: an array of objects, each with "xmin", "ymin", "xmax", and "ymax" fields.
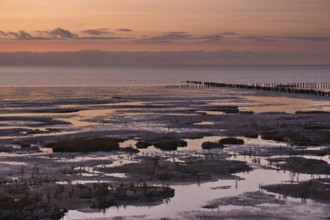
[{"xmin": 0, "ymin": 86, "xmax": 329, "ymax": 219}]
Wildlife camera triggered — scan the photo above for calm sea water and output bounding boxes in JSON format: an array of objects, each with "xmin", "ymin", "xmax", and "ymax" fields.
[{"xmin": 0, "ymin": 65, "xmax": 329, "ymax": 87}]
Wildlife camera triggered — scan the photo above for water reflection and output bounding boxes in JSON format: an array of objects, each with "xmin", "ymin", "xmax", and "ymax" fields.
[
  {"xmin": 241, "ymin": 96, "xmax": 329, "ymax": 113},
  {"xmin": 63, "ymin": 135, "xmax": 329, "ymax": 220},
  {"xmin": 64, "ymin": 167, "xmax": 325, "ymax": 219}
]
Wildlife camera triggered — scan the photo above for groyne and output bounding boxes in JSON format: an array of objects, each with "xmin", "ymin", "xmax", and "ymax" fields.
[{"xmin": 166, "ymin": 81, "xmax": 330, "ymax": 97}]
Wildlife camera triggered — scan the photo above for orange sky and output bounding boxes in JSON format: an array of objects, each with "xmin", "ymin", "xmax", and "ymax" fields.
[{"xmin": 1, "ymin": 0, "xmax": 330, "ymax": 60}]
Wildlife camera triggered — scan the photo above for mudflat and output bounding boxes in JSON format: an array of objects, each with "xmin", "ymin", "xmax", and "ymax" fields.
[{"xmin": 0, "ymin": 86, "xmax": 329, "ymax": 219}]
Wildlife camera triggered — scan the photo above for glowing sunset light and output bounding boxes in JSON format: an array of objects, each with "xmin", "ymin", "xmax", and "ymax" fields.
[{"xmin": 1, "ymin": 0, "xmax": 329, "ymax": 64}]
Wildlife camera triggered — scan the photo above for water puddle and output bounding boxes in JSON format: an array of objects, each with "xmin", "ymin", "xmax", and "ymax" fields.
[
  {"xmin": 193, "ymin": 121, "xmax": 215, "ymax": 126},
  {"xmin": 63, "ymin": 166, "xmax": 325, "ymax": 220},
  {"xmin": 101, "ymin": 101, "xmax": 149, "ymax": 107},
  {"xmin": 0, "ymin": 130, "xmax": 81, "ymax": 140},
  {"xmin": 57, "ymin": 180, "xmax": 111, "ymax": 185},
  {"xmin": 0, "ymin": 161, "xmax": 27, "ymax": 166},
  {"xmin": 40, "ymin": 147, "xmax": 53, "ymax": 154},
  {"xmin": 61, "ymin": 109, "xmax": 116, "ymax": 127},
  {"xmin": 240, "ymin": 96, "xmax": 330, "ymax": 113},
  {"xmin": 119, "ymin": 139, "xmax": 138, "ymax": 148},
  {"xmin": 105, "ymin": 173, "xmax": 127, "ymax": 178},
  {"xmin": 164, "ymin": 113, "xmax": 198, "ymax": 116},
  {"xmin": 197, "ymin": 111, "xmax": 226, "ymax": 116}
]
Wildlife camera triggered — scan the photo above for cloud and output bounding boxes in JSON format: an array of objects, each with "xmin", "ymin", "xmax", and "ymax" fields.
[
  {"xmin": 222, "ymin": 32, "xmax": 238, "ymax": 35},
  {"xmin": 196, "ymin": 35, "xmax": 223, "ymax": 42},
  {"xmin": 240, "ymin": 35, "xmax": 276, "ymax": 42},
  {"xmin": 117, "ymin": 28, "xmax": 133, "ymax": 32},
  {"xmin": 80, "ymin": 36, "xmax": 132, "ymax": 40},
  {"xmin": 8, "ymin": 31, "xmax": 32, "ymax": 40},
  {"xmin": 48, "ymin": 28, "xmax": 78, "ymax": 39},
  {"xmin": 138, "ymin": 32, "xmax": 192, "ymax": 43},
  {"xmin": 281, "ymin": 36, "xmax": 330, "ymax": 42},
  {"xmin": 3, "ymin": 30, "xmax": 46, "ymax": 40},
  {"xmin": 0, "ymin": 28, "xmax": 78, "ymax": 40},
  {"xmin": 81, "ymin": 28, "xmax": 112, "ymax": 36},
  {"xmin": 0, "ymin": 28, "xmax": 126, "ymax": 41},
  {"xmin": 240, "ymin": 35, "xmax": 330, "ymax": 42},
  {"xmin": 0, "ymin": 31, "xmax": 8, "ymax": 37},
  {"xmin": 1, "ymin": 28, "xmax": 79, "ymax": 40},
  {"xmin": 1, "ymin": 28, "xmax": 329, "ymax": 44}
]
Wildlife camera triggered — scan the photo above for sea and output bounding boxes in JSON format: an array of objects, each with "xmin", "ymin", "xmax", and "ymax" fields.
[{"xmin": 0, "ymin": 65, "xmax": 329, "ymax": 87}]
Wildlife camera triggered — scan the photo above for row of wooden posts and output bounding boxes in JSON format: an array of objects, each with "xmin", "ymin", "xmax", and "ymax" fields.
[{"xmin": 164, "ymin": 81, "xmax": 330, "ymax": 97}]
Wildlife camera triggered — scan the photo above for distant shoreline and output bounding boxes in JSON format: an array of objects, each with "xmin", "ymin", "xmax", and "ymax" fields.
[{"xmin": 1, "ymin": 50, "xmax": 329, "ymax": 66}]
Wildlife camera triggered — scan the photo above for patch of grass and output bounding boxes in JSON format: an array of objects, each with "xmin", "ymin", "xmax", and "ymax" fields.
[
  {"xmin": 219, "ymin": 137, "xmax": 244, "ymax": 145},
  {"xmin": 136, "ymin": 141, "xmax": 151, "ymax": 149},
  {"xmin": 120, "ymin": 146, "xmax": 140, "ymax": 153},
  {"xmin": 90, "ymin": 182, "xmax": 175, "ymax": 209},
  {"xmin": 201, "ymin": 141, "xmax": 224, "ymax": 149},
  {"xmin": 48, "ymin": 138, "xmax": 121, "ymax": 152},
  {"xmin": 208, "ymin": 106, "xmax": 239, "ymax": 114},
  {"xmin": 154, "ymin": 139, "xmax": 187, "ymax": 151},
  {"xmin": 260, "ymin": 132, "xmax": 285, "ymax": 142},
  {"xmin": 244, "ymin": 133, "xmax": 259, "ymax": 139},
  {"xmin": 263, "ymin": 178, "xmax": 330, "ymax": 203},
  {"xmin": 268, "ymin": 157, "xmax": 330, "ymax": 175},
  {"xmin": 99, "ymin": 157, "xmax": 250, "ymax": 183},
  {"xmin": 158, "ymin": 172, "xmax": 172, "ymax": 181},
  {"xmin": 0, "ymin": 192, "xmax": 66, "ymax": 219},
  {"xmin": 261, "ymin": 131, "xmax": 315, "ymax": 146}
]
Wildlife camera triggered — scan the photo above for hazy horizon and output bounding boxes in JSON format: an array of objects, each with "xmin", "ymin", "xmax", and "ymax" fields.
[{"xmin": 1, "ymin": 50, "xmax": 330, "ymax": 66}]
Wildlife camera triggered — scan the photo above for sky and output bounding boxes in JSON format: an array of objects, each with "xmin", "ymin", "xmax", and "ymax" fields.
[{"xmin": 1, "ymin": 0, "xmax": 330, "ymax": 64}]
